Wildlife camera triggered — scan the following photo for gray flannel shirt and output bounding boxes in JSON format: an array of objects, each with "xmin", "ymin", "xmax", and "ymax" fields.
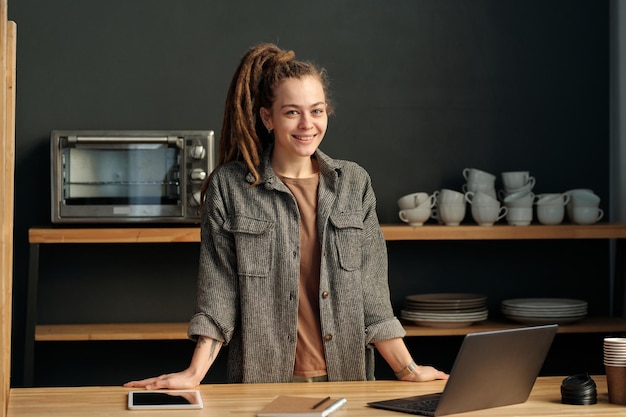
[{"xmin": 188, "ymin": 146, "xmax": 405, "ymax": 383}]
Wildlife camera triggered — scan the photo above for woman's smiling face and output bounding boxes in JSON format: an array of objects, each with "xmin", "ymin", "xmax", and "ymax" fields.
[{"xmin": 260, "ymin": 75, "xmax": 328, "ymax": 162}]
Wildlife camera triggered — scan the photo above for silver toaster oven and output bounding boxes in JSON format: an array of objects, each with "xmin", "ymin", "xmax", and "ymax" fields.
[{"xmin": 51, "ymin": 130, "xmax": 215, "ymax": 223}]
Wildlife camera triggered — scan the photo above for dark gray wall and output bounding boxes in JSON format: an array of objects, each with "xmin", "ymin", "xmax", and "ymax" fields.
[{"xmin": 8, "ymin": 0, "xmax": 611, "ymax": 386}]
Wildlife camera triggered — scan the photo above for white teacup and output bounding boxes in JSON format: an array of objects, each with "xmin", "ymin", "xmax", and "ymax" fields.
[
  {"xmin": 565, "ymin": 189, "xmax": 600, "ymax": 221},
  {"xmin": 537, "ymin": 204, "xmax": 566, "ymax": 225},
  {"xmin": 470, "ymin": 203, "xmax": 507, "ymax": 226},
  {"xmin": 465, "ymin": 191, "xmax": 499, "ymax": 206},
  {"xmin": 435, "ymin": 188, "xmax": 465, "ymax": 204},
  {"xmin": 463, "ymin": 168, "xmax": 496, "ymax": 184},
  {"xmin": 535, "ymin": 193, "xmax": 570, "ymax": 207},
  {"xmin": 506, "ymin": 206, "xmax": 533, "ymax": 226},
  {"xmin": 399, "ymin": 202, "xmax": 433, "ymax": 226},
  {"xmin": 565, "ymin": 188, "xmax": 596, "ymax": 199},
  {"xmin": 570, "ymin": 206, "xmax": 604, "ymax": 225},
  {"xmin": 432, "ymin": 202, "xmax": 466, "ymax": 226},
  {"xmin": 570, "ymin": 192, "xmax": 601, "ymax": 207},
  {"xmin": 463, "ymin": 183, "xmax": 497, "ymax": 199},
  {"xmin": 499, "ymin": 180, "xmax": 535, "ymax": 200},
  {"xmin": 501, "ymin": 171, "xmax": 535, "ymax": 190},
  {"xmin": 565, "ymin": 188, "xmax": 597, "ymax": 206},
  {"xmin": 503, "ymin": 191, "xmax": 535, "ymax": 208},
  {"xmin": 397, "ymin": 192, "xmax": 434, "ymax": 210}
]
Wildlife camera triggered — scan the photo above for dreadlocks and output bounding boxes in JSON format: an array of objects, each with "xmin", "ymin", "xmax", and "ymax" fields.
[{"xmin": 200, "ymin": 43, "xmax": 332, "ymax": 203}]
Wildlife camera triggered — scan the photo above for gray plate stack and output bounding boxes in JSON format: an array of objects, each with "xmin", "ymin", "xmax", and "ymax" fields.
[
  {"xmin": 401, "ymin": 293, "xmax": 488, "ymax": 328},
  {"xmin": 501, "ymin": 298, "xmax": 587, "ymax": 325}
]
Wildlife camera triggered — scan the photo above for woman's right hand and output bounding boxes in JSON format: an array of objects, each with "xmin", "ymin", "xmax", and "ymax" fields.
[
  {"xmin": 123, "ymin": 368, "xmax": 201, "ymax": 390},
  {"xmin": 124, "ymin": 336, "xmax": 222, "ymax": 390}
]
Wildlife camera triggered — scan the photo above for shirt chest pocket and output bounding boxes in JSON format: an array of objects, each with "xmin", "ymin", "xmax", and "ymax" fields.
[
  {"xmin": 329, "ymin": 212, "xmax": 364, "ymax": 271},
  {"xmin": 224, "ymin": 216, "xmax": 275, "ymax": 277}
]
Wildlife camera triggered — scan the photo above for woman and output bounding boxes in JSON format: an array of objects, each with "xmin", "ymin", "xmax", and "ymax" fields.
[{"xmin": 124, "ymin": 43, "xmax": 448, "ymax": 388}]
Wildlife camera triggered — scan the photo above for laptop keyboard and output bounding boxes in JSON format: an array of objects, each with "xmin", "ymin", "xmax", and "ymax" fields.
[
  {"xmin": 370, "ymin": 392, "xmax": 442, "ymax": 416},
  {"xmin": 397, "ymin": 394, "xmax": 441, "ymax": 416}
]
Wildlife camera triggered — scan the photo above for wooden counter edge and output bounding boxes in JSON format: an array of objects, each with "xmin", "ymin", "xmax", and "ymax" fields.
[{"xmin": 7, "ymin": 377, "xmax": 621, "ymax": 417}]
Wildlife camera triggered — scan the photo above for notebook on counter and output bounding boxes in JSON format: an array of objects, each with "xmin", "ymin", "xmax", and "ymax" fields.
[
  {"xmin": 367, "ymin": 324, "xmax": 558, "ymax": 416},
  {"xmin": 256, "ymin": 395, "xmax": 347, "ymax": 417}
]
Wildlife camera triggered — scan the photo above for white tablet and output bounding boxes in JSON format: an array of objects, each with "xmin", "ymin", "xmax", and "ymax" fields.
[{"xmin": 127, "ymin": 390, "xmax": 203, "ymax": 410}]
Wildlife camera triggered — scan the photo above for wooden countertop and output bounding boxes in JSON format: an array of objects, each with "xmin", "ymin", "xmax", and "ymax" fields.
[{"xmin": 7, "ymin": 376, "xmax": 626, "ymax": 416}]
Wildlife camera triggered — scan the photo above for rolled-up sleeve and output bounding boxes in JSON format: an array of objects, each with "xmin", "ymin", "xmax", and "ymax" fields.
[
  {"xmin": 360, "ymin": 176, "xmax": 406, "ymax": 346},
  {"xmin": 188, "ymin": 171, "xmax": 238, "ymax": 344}
]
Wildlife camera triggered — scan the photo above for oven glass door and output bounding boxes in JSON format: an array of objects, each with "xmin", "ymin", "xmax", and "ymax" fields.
[{"xmin": 59, "ymin": 139, "xmax": 183, "ymax": 218}]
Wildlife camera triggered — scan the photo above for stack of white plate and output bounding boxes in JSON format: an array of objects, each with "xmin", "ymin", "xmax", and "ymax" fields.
[
  {"xmin": 501, "ymin": 298, "xmax": 587, "ymax": 325},
  {"xmin": 400, "ymin": 293, "xmax": 488, "ymax": 328}
]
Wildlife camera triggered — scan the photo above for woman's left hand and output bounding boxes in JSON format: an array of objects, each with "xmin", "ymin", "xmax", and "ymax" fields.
[{"xmin": 399, "ymin": 365, "xmax": 449, "ymax": 382}]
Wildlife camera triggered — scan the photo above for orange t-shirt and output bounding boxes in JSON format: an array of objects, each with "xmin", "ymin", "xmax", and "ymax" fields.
[{"xmin": 279, "ymin": 174, "xmax": 326, "ymax": 378}]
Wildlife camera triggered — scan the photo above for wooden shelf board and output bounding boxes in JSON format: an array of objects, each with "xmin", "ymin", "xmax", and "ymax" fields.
[
  {"xmin": 382, "ymin": 223, "xmax": 626, "ymax": 241},
  {"xmin": 28, "ymin": 228, "xmax": 201, "ymax": 244},
  {"xmin": 35, "ymin": 323, "xmax": 189, "ymax": 341},
  {"xmin": 29, "ymin": 224, "xmax": 626, "ymax": 244},
  {"xmin": 35, "ymin": 317, "xmax": 626, "ymax": 341},
  {"xmin": 403, "ymin": 317, "xmax": 626, "ymax": 336}
]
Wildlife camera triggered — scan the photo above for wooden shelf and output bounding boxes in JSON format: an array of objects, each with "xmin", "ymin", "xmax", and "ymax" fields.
[
  {"xmin": 35, "ymin": 323, "xmax": 189, "ymax": 341},
  {"xmin": 28, "ymin": 223, "xmax": 626, "ymax": 244},
  {"xmin": 403, "ymin": 317, "xmax": 626, "ymax": 336},
  {"xmin": 28, "ymin": 227, "xmax": 201, "ymax": 244},
  {"xmin": 381, "ymin": 223, "xmax": 626, "ymax": 240},
  {"xmin": 34, "ymin": 317, "xmax": 626, "ymax": 342}
]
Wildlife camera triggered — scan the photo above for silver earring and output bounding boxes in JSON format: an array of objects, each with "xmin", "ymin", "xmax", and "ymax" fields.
[{"xmin": 267, "ymin": 128, "xmax": 272, "ymax": 134}]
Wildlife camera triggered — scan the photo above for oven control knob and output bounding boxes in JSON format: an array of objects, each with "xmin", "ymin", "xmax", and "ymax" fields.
[
  {"xmin": 189, "ymin": 145, "xmax": 206, "ymax": 160},
  {"xmin": 189, "ymin": 191, "xmax": 202, "ymax": 207},
  {"xmin": 190, "ymin": 168, "xmax": 207, "ymax": 182}
]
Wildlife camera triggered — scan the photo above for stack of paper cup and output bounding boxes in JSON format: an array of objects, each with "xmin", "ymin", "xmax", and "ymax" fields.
[{"xmin": 604, "ymin": 337, "xmax": 626, "ymax": 404}]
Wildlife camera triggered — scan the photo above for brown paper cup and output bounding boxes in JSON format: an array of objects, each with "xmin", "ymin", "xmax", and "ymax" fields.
[{"xmin": 606, "ymin": 365, "xmax": 626, "ymax": 404}]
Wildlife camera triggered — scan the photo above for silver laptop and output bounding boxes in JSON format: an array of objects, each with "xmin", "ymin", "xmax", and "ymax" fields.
[{"xmin": 367, "ymin": 324, "xmax": 558, "ymax": 416}]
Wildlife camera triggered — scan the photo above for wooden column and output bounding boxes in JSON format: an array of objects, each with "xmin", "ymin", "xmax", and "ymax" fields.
[{"xmin": 1, "ymin": 0, "xmax": 17, "ymax": 413}]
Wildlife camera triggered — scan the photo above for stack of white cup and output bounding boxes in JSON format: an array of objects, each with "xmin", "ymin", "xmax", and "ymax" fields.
[
  {"xmin": 462, "ymin": 168, "xmax": 497, "ymax": 199},
  {"xmin": 464, "ymin": 190, "xmax": 507, "ymax": 226},
  {"xmin": 535, "ymin": 193, "xmax": 570, "ymax": 225},
  {"xmin": 565, "ymin": 189, "xmax": 604, "ymax": 225},
  {"xmin": 461, "ymin": 168, "xmax": 506, "ymax": 226},
  {"xmin": 499, "ymin": 171, "xmax": 536, "ymax": 226},
  {"xmin": 431, "ymin": 188, "xmax": 467, "ymax": 226},
  {"xmin": 397, "ymin": 192, "xmax": 436, "ymax": 227}
]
